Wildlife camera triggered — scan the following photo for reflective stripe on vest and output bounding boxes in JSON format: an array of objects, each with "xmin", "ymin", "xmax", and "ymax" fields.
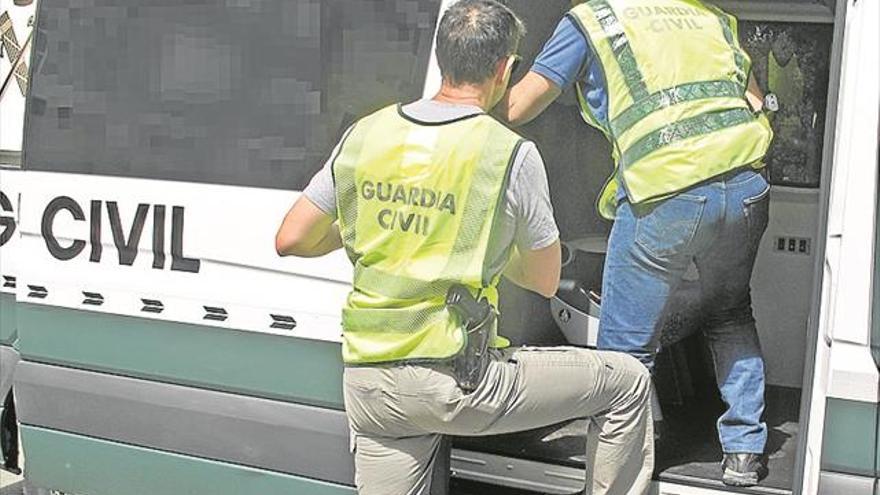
[
  {"xmin": 570, "ymin": 0, "xmax": 773, "ymax": 219},
  {"xmin": 333, "ymin": 104, "xmax": 522, "ymax": 364}
]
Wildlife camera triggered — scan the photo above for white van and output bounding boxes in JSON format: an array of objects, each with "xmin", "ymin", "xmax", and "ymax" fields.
[{"xmin": 0, "ymin": 1, "xmax": 877, "ymax": 494}]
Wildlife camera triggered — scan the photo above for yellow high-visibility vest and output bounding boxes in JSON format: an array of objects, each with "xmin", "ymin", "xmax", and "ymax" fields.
[
  {"xmin": 333, "ymin": 104, "xmax": 523, "ymax": 364},
  {"xmin": 569, "ymin": 0, "xmax": 774, "ymax": 219}
]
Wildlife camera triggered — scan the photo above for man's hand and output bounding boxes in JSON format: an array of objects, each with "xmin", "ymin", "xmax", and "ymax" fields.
[
  {"xmin": 275, "ymin": 196, "xmax": 342, "ymax": 258},
  {"xmin": 496, "ymin": 71, "xmax": 563, "ymax": 127},
  {"xmin": 746, "ymin": 73, "xmax": 764, "ymax": 113},
  {"xmin": 503, "ymin": 240, "xmax": 562, "ymax": 298}
]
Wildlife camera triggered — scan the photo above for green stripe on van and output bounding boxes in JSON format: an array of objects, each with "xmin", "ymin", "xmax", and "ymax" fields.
[
  {"xmin": 821, "ymin": 398, "xmax": 879, "ymax": 477},
  {"xmin": 21, "ymin": 425, "xmax": 355, "ymax": 495},
  {"xmin": 17, "ymin": 303, "xmax": 345, "ymax": 409},
  {"xmin": 0, "ymin": 293, "xmax": 17, "ymax": 345}
]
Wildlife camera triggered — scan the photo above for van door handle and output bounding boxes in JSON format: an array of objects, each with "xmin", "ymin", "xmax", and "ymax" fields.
[
  {"xmin": 821, "ymin": 257, "xmax": 833, "ymax": 346},
  {"xmin": 821, "ymin": 235, "xmax": 842, "ymax": 346}
]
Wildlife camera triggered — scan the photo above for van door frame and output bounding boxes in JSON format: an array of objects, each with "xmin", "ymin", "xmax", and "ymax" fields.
[
  {"xmin": 421, "ymin": 1, "xmax": 847, "ymax": 494},
  {"xmin": 791, "ymin": 0, "xmax": 861, "ymax": 493}
]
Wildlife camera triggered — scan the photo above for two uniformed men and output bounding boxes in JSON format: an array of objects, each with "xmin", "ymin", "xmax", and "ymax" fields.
[{"xmin": 278, "ymin": 0, "xmax": 774, "ymax": 492}]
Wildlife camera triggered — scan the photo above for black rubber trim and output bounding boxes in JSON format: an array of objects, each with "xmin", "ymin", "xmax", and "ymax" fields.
[
  {"xmin": 82, "ymin": 292, "xmax": 104, "ymax": 306},
  {"xmin": 141, "ymin": 299, "xmax": 164, "ymax": 314},
  {"xmin": 395, "ymin": 102, "xmax": 485, "ymax": 126},
  {"xmin": 203, "ymin": 306, "xmax": 228, "ymax": 322},
  {"xmin": 270, "ymin": 314, "xmax": 297, "ymax": 331},
  {"xmin": 26, "ymin": 285, "xmax": 47, "ymax": 299}
]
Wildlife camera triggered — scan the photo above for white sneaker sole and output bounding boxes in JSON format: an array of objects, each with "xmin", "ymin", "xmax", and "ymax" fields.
[{"xmin": 722, "ymin": 467, "xmax": 759, "ymax": 487}]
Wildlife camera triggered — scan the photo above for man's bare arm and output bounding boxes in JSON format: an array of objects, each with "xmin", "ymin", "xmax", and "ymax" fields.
[
  {"xmin": 746, "ymin": 73, "xmax": 764, "ymax": 112},
  {"xmin": 275, "ymin": 196, "xmax": 342, "ymax": 258},
  {"xmin": 503, "ymin": 240, "xmax": 562, "ymax": 298},
  {"xmin": 496, "ymin": 71, "xmax": 563, "ymax": 127}
]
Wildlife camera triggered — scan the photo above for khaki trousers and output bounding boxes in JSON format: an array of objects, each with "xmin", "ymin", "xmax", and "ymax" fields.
[{"xmin": 343, "ymin": 347, "xmax": 654, "ymax": 495}]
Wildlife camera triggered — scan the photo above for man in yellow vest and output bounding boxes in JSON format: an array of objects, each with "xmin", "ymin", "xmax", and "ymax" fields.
[
  {"xmin": 276, "ymin": 1, "xmax": 653, "ymax": 493},
  {"xmin": 499, "ymin": 0, "xmax": 774, "ymax": 487}
]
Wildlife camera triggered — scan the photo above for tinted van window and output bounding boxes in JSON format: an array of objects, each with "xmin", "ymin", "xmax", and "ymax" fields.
[
  {"xmin": 739, "ymin": 21, "xmax": 834, "ymax": 188},
  {"xmin": 23, "ymin": 0, "xmax": 439, "ymax": 190}
]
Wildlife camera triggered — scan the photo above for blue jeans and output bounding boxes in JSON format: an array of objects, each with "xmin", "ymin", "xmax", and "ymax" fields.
[{"xmin": 598, "ymin": 169, "xmax": 770, "ymax": 454}]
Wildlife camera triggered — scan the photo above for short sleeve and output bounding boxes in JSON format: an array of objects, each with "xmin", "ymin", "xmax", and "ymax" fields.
[
  {"xmin": 302, "ymin": 163, "xmax": 337, "ymax": 218},
  {"xmin": 301, "ymin": 126, "xmax": 355, "ymax": 218},
  {"xmin": 531, "ymin": 16, "xmax": 608, "ymax": 125},
  {"xmin": 531, "ymin": 16, "xmax": 591, "ymax": 90},
  {"xmin": 508, "ymin": 143, "xmax": 560, "ymax": 251}
]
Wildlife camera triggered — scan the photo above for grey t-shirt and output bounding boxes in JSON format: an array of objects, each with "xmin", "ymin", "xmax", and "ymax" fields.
[{"xmin": 303, "ymin": 100, "xmax": 559, "ymax": 274}]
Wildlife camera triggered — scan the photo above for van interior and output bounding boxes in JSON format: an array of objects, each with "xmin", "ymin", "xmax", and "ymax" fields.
[{"xmin": 450, "ymin": 1, "xmax": 839, "ymax": 494}]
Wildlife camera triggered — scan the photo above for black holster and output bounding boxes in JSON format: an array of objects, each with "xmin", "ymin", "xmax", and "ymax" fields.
[{"xmin": 446, "ymin": 285, "xmax": 496, "ymax": 393}]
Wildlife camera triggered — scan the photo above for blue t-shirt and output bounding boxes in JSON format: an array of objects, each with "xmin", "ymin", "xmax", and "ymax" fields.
[{"xmin": 531, "ymin": 16, "xmax": 608, "ymax": 126}]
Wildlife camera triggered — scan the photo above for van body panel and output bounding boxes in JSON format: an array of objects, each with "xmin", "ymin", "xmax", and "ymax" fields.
[
  {"xmin": 14, "ymin": 361, "xmax": 354, "ymax": 485},
  {"xmin": 17, "ymin": 303, "xmax": 345, "ymax": 409},
  {"xmin": 0, "ymin": 167, "xmax": 21, "ymax": 353},
  {"xmin": 15, "ymin": 170, "xmax": 353, "ymax": 332},
  {"xmin": 827, "ymin": 342, "xmax": 880, "ymax": 403},
  {"xmin": 817, "ymin": 471, "xmax": 875, "ymax": 495},
  {"xmin": 20, "ymin": 425, "xmax": 355, "ymax": 495},
  {"xmin": 0, "ymin": 294, "xmax": 16, "ymax": 345},
  {"xmin": 820, "ymin": 398, "xmax": 878, "ymax": 477},
  {"xmin": 0, "ymin": 346, "xmax": 19, "ymax": 398}
]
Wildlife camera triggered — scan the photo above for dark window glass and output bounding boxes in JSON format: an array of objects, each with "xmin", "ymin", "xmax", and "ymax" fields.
[
  {"xmin": 23, "ymin": 0, "xmax": 439, "ymax": 190},
  {"xmin": 739, "ymin": 22, "xmax": 834, "ymax": 188}
]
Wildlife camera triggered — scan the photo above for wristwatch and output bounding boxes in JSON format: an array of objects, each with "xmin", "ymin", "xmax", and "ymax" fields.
[{"xmin": 763, "ymin": 93, "xmax": 780, "ymax": 113}]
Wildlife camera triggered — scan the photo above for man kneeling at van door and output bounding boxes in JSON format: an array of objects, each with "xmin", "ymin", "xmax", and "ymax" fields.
[{"xmin": 275, "ymin": 2, "xmax": 653, "ymax": 494}]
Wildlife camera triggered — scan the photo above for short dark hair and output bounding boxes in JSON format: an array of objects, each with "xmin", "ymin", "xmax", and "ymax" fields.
[{"xmin": 435, "ymin": 0, "xmax": 526, "ymax": 86}]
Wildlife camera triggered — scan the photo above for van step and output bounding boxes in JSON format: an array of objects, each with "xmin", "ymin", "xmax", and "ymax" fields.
[
  {"xmin": 452, "ymin": 386, "xmax": 799, "ymax": 495},
  {"xmin": 656, "ymin": 386, "xmax": 800, "ymax": 495},
  {"xmin": 450, "ymin": 478, "xmax": 539, "ymax": 495}
]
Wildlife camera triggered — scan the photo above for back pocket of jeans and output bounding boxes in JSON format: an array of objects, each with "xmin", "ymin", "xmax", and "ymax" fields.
[
  {"xmin": 743, "ymin": 185, "xmax": 770, "ymax": 250},
  {"xmin": 635, "ymin": 194, "xmax": 706, "ymax": 259}
]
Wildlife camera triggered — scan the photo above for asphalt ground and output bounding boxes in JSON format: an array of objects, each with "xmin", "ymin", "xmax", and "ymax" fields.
[
  {"xmin": 0, "ymin": 473, "xmax": 535, "ymax": 495},
  {"xmin": 0, "ymin": 443, "xmax": 536, "ymax": 495},
  {"xmin": 0, "ymin": 471, "xmax": 23, "ymax": 495}
]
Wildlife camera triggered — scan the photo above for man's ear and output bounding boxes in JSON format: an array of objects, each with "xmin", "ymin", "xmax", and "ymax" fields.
[{"xmin": 494, "ymin": 57, "xmax": 510, "ymax": 84}]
